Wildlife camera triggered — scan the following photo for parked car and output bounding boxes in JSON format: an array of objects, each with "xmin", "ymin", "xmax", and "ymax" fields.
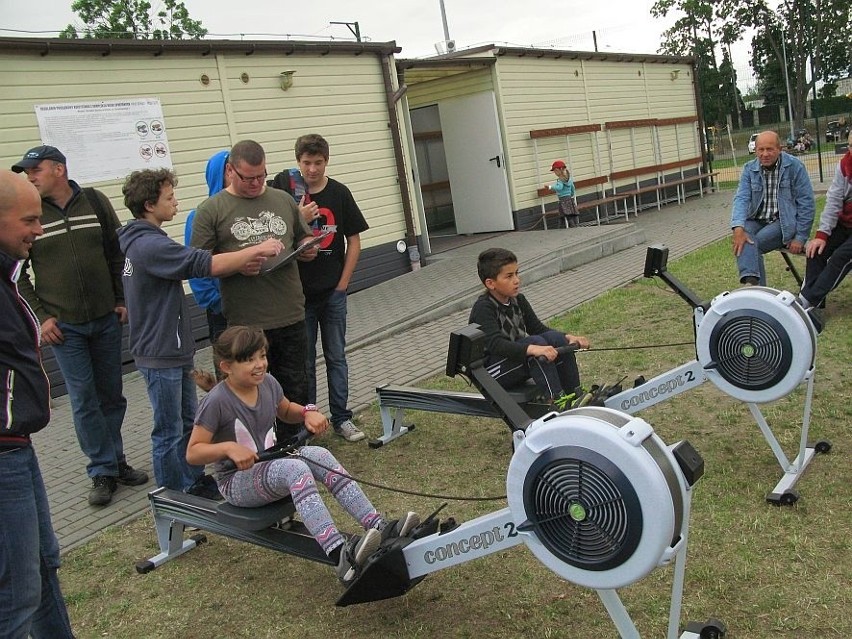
[
  {"xmin": 826, "ymin": 120, "xmax": 850, "ymax": 143},
  {"xmin": 748, "ymin": 133, "xmax": 759, "ymax": 154}
]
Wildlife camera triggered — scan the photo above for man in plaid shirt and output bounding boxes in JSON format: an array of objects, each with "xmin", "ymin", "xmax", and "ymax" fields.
[{"xmin": 730, "ymin": 130, "xmax": 815, "ymax": 286}]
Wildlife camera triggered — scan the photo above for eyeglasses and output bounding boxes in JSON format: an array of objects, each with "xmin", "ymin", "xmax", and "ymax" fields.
[{"xmin": 230, "ymin": 164, "xmax": 268, "ymax": 184}]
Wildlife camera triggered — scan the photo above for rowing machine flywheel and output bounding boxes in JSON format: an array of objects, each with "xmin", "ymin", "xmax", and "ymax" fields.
[
  {"xmin": 506, "ymin": 407, "xmax": 689, "ymax": 590},
  {"xmin": 696, "ymin": 287, "xmax": 815, "ymax": 403}
]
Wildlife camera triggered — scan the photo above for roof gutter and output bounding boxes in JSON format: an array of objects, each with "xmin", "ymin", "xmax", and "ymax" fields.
[{"xmin": 379, "ymin": 52, "xmax": 417, "ymax": 251}]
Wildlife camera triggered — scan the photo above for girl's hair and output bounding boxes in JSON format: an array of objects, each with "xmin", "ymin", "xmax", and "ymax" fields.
[{"xmin": 213, "ymin": 326, "xmax": 268, "ymax": 363}]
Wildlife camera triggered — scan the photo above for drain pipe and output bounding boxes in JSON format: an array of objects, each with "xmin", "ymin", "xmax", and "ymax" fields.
[{"xmin": 380, "ymin": 52, "xmax": 420, "ymax": 270}]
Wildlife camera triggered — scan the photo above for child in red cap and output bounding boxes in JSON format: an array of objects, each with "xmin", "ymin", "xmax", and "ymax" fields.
[{"xmin": 548, "ymin": 160, "xmax": 579, "ymax": 228}]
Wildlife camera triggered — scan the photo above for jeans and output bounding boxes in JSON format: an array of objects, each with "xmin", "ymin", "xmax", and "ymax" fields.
[
  {"xmin": 485, "ymin": 330, "xmax": 581, "ymax": 400},
  {"xmin": 736, "ymin": 218, "xmax": 784, "ymax": 285},
  {"xmin": 0, "ymin": 446, "xmax": 75, "ymax": 638},
  {"xmin": 51, "ymin": 313, "xmax": 128, "ymax": 478},
  {"xmin": 304, "ymin": 290, "xmax": 352, "ymax": 426},
  {"xmin": 138, "ymin": 365, "xmax": 204, "ymax": 491}
]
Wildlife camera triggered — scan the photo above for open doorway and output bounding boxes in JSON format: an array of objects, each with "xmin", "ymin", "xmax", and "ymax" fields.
[
  {"xmin": 410, "ymin": 91, "xmax": 514, "ymax": 239},
  {"xmin": 411, "ymin": 105, "xmax": 456, "ymax": 236}
]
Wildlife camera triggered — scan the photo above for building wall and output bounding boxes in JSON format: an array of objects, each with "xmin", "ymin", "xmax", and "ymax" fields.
[
  {"xmin": 0, "ymin": 44, "xmax": 415, "ymax": 287},
  {"xmin": 494, "ymin": 56, "xmax": 699, "ymax": 211}
]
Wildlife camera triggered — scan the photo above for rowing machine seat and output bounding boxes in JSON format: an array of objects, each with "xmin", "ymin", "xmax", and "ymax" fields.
[{"xmin": 216, "ymin": 497, "xmax": 296, "ymax": 532}]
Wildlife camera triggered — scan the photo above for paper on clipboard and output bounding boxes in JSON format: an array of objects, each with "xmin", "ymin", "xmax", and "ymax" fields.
[{"xmin": 260, "ymin": 229, "xmax": 331, "ymax": 274}]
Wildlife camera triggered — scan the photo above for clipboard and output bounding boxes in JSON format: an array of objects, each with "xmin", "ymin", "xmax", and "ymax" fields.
[{"xmin": 260, "ymin": 229, "xmax": 331, "ymax": 274}]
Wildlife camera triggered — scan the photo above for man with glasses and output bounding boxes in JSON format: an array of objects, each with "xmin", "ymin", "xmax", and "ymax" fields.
[{"xmin": 191, "ymin": 140, "xmax": 316, "ymax": 435}]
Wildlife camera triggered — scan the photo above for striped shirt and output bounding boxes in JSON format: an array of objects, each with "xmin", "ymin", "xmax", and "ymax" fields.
[{"xmin": 755, "ymin": 162, "xmax": 780, "ymax": 222}]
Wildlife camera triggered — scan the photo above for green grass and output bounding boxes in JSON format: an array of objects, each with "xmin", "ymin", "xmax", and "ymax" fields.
[{"xmin": 60, "ymin": 239, "xmax": 851, "ymax": 638}]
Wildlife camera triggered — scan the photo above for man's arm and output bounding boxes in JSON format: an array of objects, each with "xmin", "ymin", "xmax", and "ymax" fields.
[
  {"xmin": 730, "ymin": 167, "xmax": 753, "ymax": 230},
  {"xmin": 190, "ymin": 201, "xmax": 217, "ymax": 251},
  {"xmin": 730, "ymin": 167, "xmax": 756, "ymax": 256},
  {"xmin": 791, "ymin": 161, "xmax": 816, "ymax": 245},
  {"xmin": 16, "ymin": 262, "xmax": 47, "ymax": 325},
  {"xmin": 336, "ymin": 234, "xmax": 361, "ymax": 291},
  {"xmin": 210, "ymin": 238, "xmax": 283, "ymax": 277}
]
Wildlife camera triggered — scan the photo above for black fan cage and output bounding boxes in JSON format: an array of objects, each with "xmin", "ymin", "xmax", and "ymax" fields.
[
  {"xmin": 708, "ymin": 309, "xmax": 792, "ymax": 391},
  {"xmin": 522, "ymin": 447, "xmax": 643, "ymax": 571}
]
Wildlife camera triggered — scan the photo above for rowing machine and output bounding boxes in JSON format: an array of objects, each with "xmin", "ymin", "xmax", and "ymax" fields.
[
  {"xmin": 602, "ymin": 245, "xmax": 830, "ymax": 505},
  {"xmin": 135, "ymin": 328, "xmax": 725, "ymax": 635},
  {"xmin": 341, "ymin": 324, "xmax": 723, "ymax": 636},
  {"xmin": 134, "ymin": 430, "xmax": 441, "ymax": 606},
  {"xmin": 370, "ymin": 345, "xmax": 576, "ymax": 448}
]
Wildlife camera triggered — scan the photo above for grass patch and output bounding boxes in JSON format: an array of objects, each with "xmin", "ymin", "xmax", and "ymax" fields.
[{"xmin": 60, "ymin": 239, "xmax": 851, "ymax": 638}]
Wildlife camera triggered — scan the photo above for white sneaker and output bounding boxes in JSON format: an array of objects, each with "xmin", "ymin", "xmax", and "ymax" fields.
[
  {"xmin": 336, "ymin": 528, "xmax": 381, "ymax": 584},
  {"xmin": 380, "ymin": 511, "xmax": 421, "ymax": 542},
  {"xmin": 334, "ymin": 420, "xmax": 365, "ymax": 442}
]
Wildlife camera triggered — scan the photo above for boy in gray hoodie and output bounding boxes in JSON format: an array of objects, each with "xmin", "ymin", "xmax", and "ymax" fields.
[{"xmin": 117, "ymin": 168, "xmax": 281, "ymax": 496}]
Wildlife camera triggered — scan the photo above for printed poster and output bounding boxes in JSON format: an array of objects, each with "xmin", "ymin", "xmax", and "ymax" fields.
[{"xmin": 34, "ymin": 98, "xmax": 173, "ymax": 184}]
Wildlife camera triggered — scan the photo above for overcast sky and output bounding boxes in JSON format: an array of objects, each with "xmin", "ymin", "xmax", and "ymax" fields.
[
  {"xmin": 1, "ymin": 0, "xmax": 755, "ymax": 80},
  {"xmin": 1, "ymin": 0, "xmax": 679, "ymax": 56}
]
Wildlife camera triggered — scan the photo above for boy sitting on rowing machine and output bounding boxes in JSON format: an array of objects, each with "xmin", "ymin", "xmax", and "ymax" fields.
[
  {"xmin": 469, "ymin": 248, "xmax": 590, "ymax": 409},
  {"xmin": 187, "ymin": 325, "xmax": 420, "ymax": 585}
]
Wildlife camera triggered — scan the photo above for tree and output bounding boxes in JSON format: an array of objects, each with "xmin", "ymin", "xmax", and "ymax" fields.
[
  {"xmin": 652, "ymin": 0, "xmax": 851, "ymax": 131},
  {"xmin": 60, "ymin": 0, "xmax": 207, "ymax": 40},
  {"xmin": 651, "ymin": 0, "xmax": 740, "ymax": 127},
  {"xmin": 718, "ymin": 0, "xmax": 850, "ymax": 128}
]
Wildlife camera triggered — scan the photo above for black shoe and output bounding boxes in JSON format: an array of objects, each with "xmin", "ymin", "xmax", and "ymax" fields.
[
  {"xmin": 117, "ymin": 461, "xmax": 148, "ymax": 486},
  {"xmin": 806, "ymin": 307, "xmax": 824, "ymax": 334},
  {"xmin": 89, "ymin": 475, "xmax": 117, "ymax": 506},
  {"xmin": 185, "ymin": 474, "xmax": 222, "ymax": 500}
]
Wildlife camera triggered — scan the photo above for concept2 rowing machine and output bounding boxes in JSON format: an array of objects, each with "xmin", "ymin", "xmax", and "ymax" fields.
[{"xmin": 136, "ymin": 327, "xmax": 726, "ymax": 636}]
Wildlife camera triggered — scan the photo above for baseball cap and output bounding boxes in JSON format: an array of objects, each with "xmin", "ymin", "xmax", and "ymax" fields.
[
  {"xmin": 12, "ymin": 145, "xmax": 66, "ymax": 173},
  {"xmin": 550, "ymin": 160, "xmax": 567, "ymax": 170}
]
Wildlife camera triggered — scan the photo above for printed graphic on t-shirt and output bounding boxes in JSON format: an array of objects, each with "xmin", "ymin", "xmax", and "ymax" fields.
[
  {"xmin": 230, "ymin": 210, "xmax": 288, "ymax": 245},
  {"xmin": 314, "ymin": 206, "xmax": 337, "ymax": 251}
]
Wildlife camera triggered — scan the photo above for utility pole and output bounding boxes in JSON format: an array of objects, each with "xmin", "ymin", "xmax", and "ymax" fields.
[
  {"xmin": 438, "ymin": 0, "xmax": 451, "ymax": 42},
  {"xmin": 780, "ymin": 27, "xmax": 795, "ymax": 142},
  {"xmin": 330, "ymin": 21, "xmax": 361, "ymax": 42}
]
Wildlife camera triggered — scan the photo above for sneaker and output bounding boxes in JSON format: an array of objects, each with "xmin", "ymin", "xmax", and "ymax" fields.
[
  {"xmin": 380, "ymin": 511, "xmax": 421, "ymax": 542},
  {"xmin": 336, "ymin": 528, "xmax": 381, "ymax": 585},
  {"xmin": 88, "ymin": 475, "xmax": 117, "ymax": 506},
  {"xmin": 553, "ymin": 391, "xmax": 576, "ymax": 411},
  {"xmin": 806, "ymin": 307, "xmax": 824, "ymax": 334},
  {"xmin": 185, "ymin": 474, "xmax": 222, "ymax": 500},
  {"xmin": 116, "ymin": 461, "xmax": 148, "ymax": 486},
  {"xmin": 334, "ymin": 420, "xmax": 365, "ymax": 442}
]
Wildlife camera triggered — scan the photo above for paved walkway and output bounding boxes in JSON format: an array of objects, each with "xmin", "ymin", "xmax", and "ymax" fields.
[{"xmin": 35, "ymin": 190, "xmax": 739, "ymax": 552}]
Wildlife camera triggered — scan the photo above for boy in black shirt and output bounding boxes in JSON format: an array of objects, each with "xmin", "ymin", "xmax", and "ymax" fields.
[{"xmin": 269, "ymin": 134, "xmax": 369, "ymax": 442}]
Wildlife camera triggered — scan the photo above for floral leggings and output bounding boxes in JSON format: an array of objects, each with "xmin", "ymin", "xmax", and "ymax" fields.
[{"xmin": 218, "ymin": 445, "xmax": 384, "ymax": 555}]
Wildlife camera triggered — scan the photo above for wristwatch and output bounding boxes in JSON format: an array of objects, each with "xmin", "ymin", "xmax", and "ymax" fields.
[{"xmin": 301, "ymin": 403, "xmax": 318, "ymax": 417}]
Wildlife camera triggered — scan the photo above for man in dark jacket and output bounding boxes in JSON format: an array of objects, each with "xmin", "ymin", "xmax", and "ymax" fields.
[
  {"xmin": 0, "ymin": 170, "xmax": 75, "ymax": 638},
  {"xmin": 12, "ymin": 145, "xmax": 147, "ymax": 506}
]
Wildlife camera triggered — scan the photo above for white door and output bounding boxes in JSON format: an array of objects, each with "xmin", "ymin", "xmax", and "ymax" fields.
[{"xmin": 440, "ymin": 91, "xmax": 514, "ymax": 234}]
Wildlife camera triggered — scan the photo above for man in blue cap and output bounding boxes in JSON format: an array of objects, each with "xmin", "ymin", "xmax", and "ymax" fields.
[{"xmin": 12, "ymin": 145, "xmax": 148, "ymax": 506}]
